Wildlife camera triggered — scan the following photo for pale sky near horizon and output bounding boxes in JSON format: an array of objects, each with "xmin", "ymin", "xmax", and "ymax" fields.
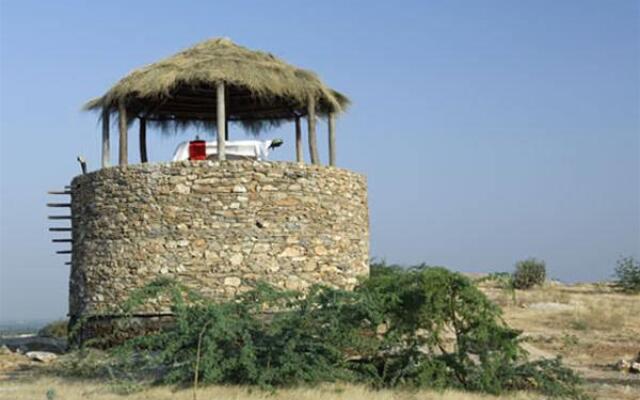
[{"xmin": 1, "ymin": 0, "xmax": 638, "ymax": 323}]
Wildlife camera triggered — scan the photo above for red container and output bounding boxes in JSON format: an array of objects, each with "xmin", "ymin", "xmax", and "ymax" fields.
[{"xmin": 188, "ymin": 140, "xmax": 207, "ymax": 160}]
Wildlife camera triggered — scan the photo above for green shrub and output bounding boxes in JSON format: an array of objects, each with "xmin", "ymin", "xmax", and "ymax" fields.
[
  {"xmin": 46, "ymin": 388, "xmax": 56, "ymax": 400},
  {"xmin": 67, "ymin": 263, "xmax": 585, "ymax": 399},
  {"xmin": 39, "ymin": 319, "xmax": 68, "ymax": 338},
  {"xmin": 512, "ymin": 258, "xmax": 546, "ymax": 290},
  {"xmin": 614, "ymin": 256, "xmax": 640, "ymax": 293}
]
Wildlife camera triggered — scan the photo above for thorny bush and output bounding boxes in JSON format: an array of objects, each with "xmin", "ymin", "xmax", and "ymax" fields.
[{"xmin": 65, "ymin": 262, "xmax": 586, "ymax": 399}]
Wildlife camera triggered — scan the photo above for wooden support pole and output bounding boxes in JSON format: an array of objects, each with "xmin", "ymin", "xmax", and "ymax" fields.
[
  {"xmin": 295, "ymin": 116, "xmax": 303, "ymax": 163},
  {"xmin": 118, "ymin": 101, "xmax": 128, "ymax": 166},
  {"xmin": 101, "ymin": 107, "xmax": 110, "ymax": 168},
  {"xmin": 225, "ymin": 85, "xmax": 230, "ymax": 141},
  {"xmin": 307, "ymin": 97, "xmax": 319, "ymax": 165},
  {"xmin": 139, "ymin": 117, "xmax": 148, "ymax": 163},
  {"xmin": 216, "ymin": 82, "xmax": 226, "ymax": 161},
  {"xmin": 328, "ymin": 112, "xmax": 336, "ymax": 166}
]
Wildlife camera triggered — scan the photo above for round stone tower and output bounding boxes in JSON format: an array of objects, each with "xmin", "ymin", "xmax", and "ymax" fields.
[
  {"xmin": 71, "ymin": 38, "xmax": 367, "ymax": 342},
  {"xmin": 69, "ymin": 161, "xmax": 369, "ymax": 340}
]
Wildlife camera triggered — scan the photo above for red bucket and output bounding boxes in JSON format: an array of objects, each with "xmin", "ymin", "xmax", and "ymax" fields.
[{"xmin": 188, "ymin": 140, "xmax": 207, "ymax": 160}]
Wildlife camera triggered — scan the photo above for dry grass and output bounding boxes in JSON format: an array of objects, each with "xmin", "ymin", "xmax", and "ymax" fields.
[
  {"xmin": 559, "ymin": 300, "xmax": 629, "ymax": 332},
  {"xmin": 501, "ymin": 285, "xmax": 640, "ymax": 335},
  {"xmin": 0, "ymin": 377, "xmax": 542, "ymax": 400},
  {"xmin": 481, "ymin": 281, "xmax": 640, "ymax": 334},
  {"xmin": 481, "ymin": 282, "xmax": 640, "ymax": 400}
]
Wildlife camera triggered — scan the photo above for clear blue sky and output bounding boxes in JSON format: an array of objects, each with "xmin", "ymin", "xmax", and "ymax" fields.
[{"xmin": 1, "ymin": 0, "xmax": 638, "ymax": 323}]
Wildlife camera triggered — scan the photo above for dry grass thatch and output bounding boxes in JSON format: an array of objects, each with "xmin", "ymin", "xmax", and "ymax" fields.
[{"xmin": 84, "ymin": 38, "xmax": 350, "ymax": 133}]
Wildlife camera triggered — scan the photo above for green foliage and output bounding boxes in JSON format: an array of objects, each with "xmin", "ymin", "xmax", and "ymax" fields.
[
  {"xmin": 505, "ymin": 358, "xmax": 585, "ymax": 397},
  {"xmin": 38, "ymin": 320, "xmax": 68, "ymax": 339},
  {"xmin": 111, "ymin": 282, "xmax": 379, "ymax": 387},
  {"xmin": 614, "ymin": 256, "xmax": 640, "ymax": 293},
  {"xmin": 69, "ymin": 262, "xmax": 585, "ymax": 399},
  {"xmin": 359, "ymin": 263, "xmax": 582, "ymax": 398},
  {"xmin": 512, "ymin": 258, "xmax": 546, "ymax": 290},
  {"xmin": 54, "ymin": 348, "xmax": 112, "ymax": 379},
  {"xmin": 46, "ymin": 388, "xmax": 56, "ymax": 400}
]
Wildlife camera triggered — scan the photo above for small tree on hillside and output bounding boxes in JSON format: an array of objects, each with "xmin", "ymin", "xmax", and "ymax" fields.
[
  {"xmin": 512, "ymin": 258, "xmax": 546, "ymax": 290},
  {"xmin": 614, "ymin": 256, "xmax": 640, "ymax": 293}
]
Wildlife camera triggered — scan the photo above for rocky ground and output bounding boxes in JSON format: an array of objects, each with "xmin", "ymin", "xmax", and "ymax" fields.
[{"xmin": 0, "ymin": 281, "xmax": 638, "ymax": 399}]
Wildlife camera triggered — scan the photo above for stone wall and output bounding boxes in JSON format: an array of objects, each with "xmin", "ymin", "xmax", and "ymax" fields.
[{"xmin": 70, "ymin": 161, "xmax": 369, "ymax": 318}]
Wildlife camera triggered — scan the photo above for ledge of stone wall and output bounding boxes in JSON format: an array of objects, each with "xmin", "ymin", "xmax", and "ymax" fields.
[{"xmin": 70, "ymin": 161, "xmax": 369, "ymax": 317}]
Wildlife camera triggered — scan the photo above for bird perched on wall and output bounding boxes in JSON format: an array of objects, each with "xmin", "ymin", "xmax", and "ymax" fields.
[{"xmin": 269, "ymin": 138, "xmax": 284, "ymax": 149}]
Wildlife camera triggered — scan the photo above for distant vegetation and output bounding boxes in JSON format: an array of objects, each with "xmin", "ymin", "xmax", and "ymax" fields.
[
  {"xmin": 512, "ymin": 258, "xmax": 547, "ymax": 290},
  {"xmin": 475, "ymin": 257, "xmax": 548, "ymax": 300},
  {"xmin": 614, "ymin": 256, "xmax": 640, "ymax": 293},
  {"xmin": 59, "ymin": 262, "xmax": 585, "ymax": 399},
  {"xmin": 38, "ymin": 320, "xmax": 68, "ymax": 339}
]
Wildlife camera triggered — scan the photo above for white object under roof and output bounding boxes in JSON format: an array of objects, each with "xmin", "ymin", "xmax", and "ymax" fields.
[{"xmin": 172, "ymin": 139, "xmax": 276, "ymax": 162}]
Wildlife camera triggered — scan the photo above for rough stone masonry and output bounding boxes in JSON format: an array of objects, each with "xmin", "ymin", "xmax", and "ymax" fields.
[{"xmin": 70, "ymin": 161, "xmax": 369, "ymax": 320}]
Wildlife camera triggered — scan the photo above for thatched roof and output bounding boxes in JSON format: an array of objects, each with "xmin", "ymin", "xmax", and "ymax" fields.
[{"xmin": 85, "ymin": 38, "xmax": 350, "ymax": 133}]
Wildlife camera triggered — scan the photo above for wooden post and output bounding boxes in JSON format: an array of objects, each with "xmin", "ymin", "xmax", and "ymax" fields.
[
  {"xmin": 217, "ymin": 82, "xmax": 226, "ymax": 161},
  {"xmin": 328, "ymin": 112, "xmax": 336, "ymax": 166},
  {"xmin": 307, "ymin": 96, "xmax": 319, "ymax": 165},
  {"xmin": 295, "ymin": 116, "xmax": 303, "ymax": 163},
  {"xmin": 118, "ymin": 101, "xmax": 128, "ymax": 166},
  {"xmin": 139, "ymin": 117, "xmax": 148, "ymax": 163},
  {"xmin": 101, "ymin": 107, "xmax": 110, "ymax": 168},
  {"xmin": 225, "ymin": 85, "xmax": 230, "ymax": 141}
]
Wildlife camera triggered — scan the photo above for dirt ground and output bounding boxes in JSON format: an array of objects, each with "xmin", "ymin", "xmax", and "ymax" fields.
[
  {"xmin": 481, "ymin": 281, "xmax": 640, "ymax": 399},
  {"xmin": 1, "ymin": 282, "xmax": 638, "ymax": 400}
]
